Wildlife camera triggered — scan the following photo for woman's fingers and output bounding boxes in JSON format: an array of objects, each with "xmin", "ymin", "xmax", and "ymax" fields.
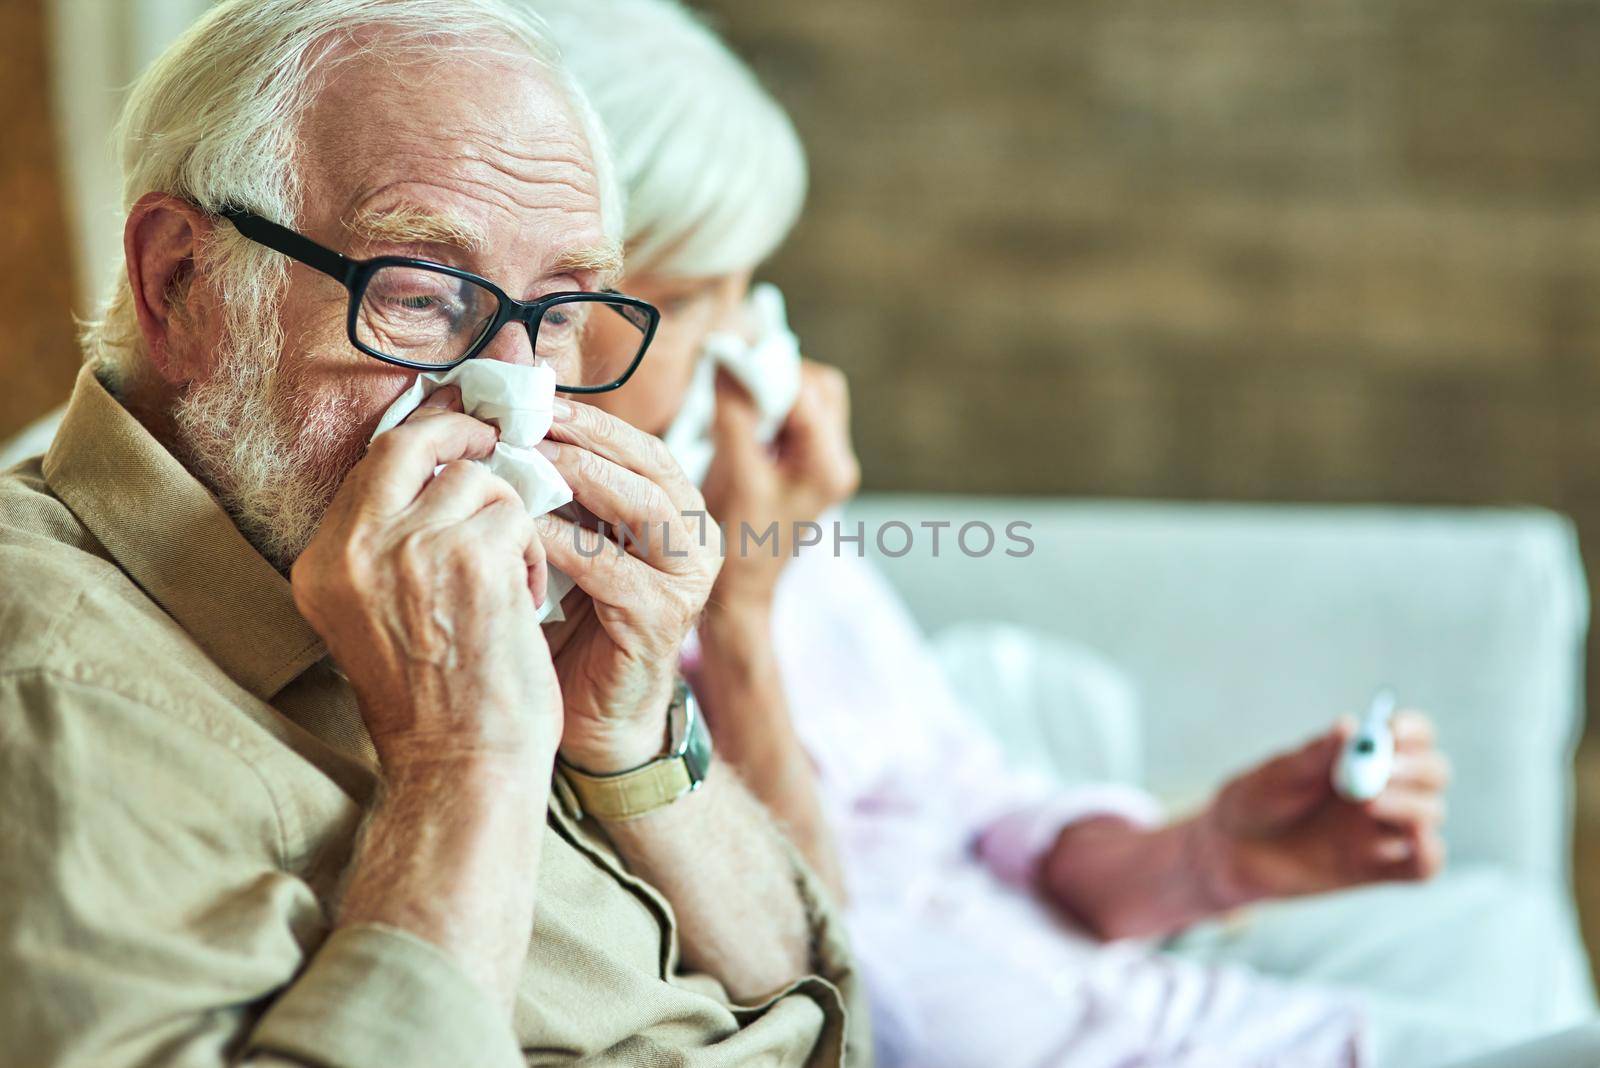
[
  {"xmin": 1389, "ymin": 748, "xmax": 1452, "ymax": 792},
  {"xmin": 1367, "ymin": 786, "xmax": 1447, "ymax": 829},
  {"xmin": 1392, "ymin": 710, "xmax": 1436, "ymax": 753},
  {"xmin": 778, "ymin": 364, "xmax": 860, "ymax": 504},
  {"xmin": 1372, "ymin": 827, "xmax": 1446, "ymax": 880},
  {"xmin": 708, "ymin": 371, "xmax": 770, "ymax": 484}
]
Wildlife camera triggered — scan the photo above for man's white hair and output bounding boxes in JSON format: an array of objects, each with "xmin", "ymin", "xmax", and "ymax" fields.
[
  {"xmin": 76, "ymin": 0, "xmax": 621, "ymax": 569},
  {"xmin": 83, "ymin": 0, "xmax": 621, "ymax": 386},
  {"xmin": 537, "ymin": 0, "xmax": 807, "ymax": 278}
]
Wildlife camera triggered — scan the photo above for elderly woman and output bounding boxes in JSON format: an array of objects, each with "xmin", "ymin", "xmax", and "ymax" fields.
[
  {"xmin": 531, "ymin": 2, "xmax": 1555, "ymax": 1068},
  {"xmin": 528, "ymin": 3, "xmax": 1573, "ymax": 1067}
]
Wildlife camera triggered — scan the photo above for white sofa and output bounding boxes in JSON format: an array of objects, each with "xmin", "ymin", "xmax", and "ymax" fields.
[
  {"xmin": 846, "ymin": 494, "xmax": 1596, "ymax": 1062},
  {"xmin": 8, "ymin": 407, "xmax": 1594, "ymax": 1059},
  {"xmin": 847, "ymin": 495, "xmax": 1587, "ymax": 884}
]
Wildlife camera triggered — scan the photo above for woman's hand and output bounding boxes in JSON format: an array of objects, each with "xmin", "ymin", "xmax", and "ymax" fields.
[
  {"xmin": 1195, "ymin": 711, "xmax": 1451, "ymax": 907},
  {"xmin": 701, "ymin": 360, "xmax": 860, "ymax": 609},
  {"xmin": 1042, "ymin": 711, "xmax": 1450, "ymax": 941}
]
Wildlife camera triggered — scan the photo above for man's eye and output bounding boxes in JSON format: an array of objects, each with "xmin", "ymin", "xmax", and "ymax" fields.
[
  {"xmin": 542, "ymin": 304, "xmax": 590, "ymax": 334},
  {"xmin": 374, "ymin": 289, "xmax": 461, "ymax": 321}
]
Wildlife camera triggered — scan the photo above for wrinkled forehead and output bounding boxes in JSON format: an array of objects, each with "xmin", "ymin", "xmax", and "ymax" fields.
[{"xmin": 295, "ymin": 41, "xmax": 604, "ymax": 259}]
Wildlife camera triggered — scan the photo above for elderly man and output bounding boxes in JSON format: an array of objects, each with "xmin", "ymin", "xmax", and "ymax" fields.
[{"xmin": 0, "ymin": 1, "xmax": 862, "ymax": 1066}]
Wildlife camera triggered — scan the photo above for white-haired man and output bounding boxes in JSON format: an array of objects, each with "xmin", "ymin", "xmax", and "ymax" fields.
[{"xmin": 0, "ymin": 1, "xmax": 863, "ymax": 1066}]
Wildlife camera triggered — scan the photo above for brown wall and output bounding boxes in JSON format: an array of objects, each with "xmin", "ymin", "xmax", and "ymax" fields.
[
  {"xmin": 0, "ymin": 0, "xmax": 80, "ymax": 436},
  {"xmin": 698, "ymin": 0, "xmax": 1600, "ymax": 726},
  {"xmin": 701, "ymin": 0, "xmax": 1600, "ymax": 507},
  {"xmin": 10, "ymin": 0, "xmax": 1600, "ymax": 613}
]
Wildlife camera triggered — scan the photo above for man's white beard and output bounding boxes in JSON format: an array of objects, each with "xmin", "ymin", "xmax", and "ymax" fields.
[{"xmin": 171, "ymin": 324, "xmax": 365, "ymax": 572}]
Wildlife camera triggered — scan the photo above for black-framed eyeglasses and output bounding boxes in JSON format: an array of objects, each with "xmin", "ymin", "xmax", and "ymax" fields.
[{"xmin": 217, "ymin": 207, "xmax": 658, "ymax": 393}]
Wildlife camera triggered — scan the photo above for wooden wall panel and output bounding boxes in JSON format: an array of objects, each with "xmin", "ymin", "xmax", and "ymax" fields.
[
  {"xmin": 698, "ymin": 0, "xmax": 1600, "ymax": 703},
  {"xmin": 0, "ymin": 0, "xmax": 81, "ymax": 438}
]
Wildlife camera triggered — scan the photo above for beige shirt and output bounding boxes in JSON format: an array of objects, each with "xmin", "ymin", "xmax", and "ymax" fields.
[{"xmin": 0, "ymin": 366, "xmax": 865, "ymax": 1068}]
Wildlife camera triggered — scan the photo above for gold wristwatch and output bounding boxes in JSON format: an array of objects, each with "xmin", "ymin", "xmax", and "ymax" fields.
[{"xmin": 557, "ymin": 679, "xmax": 713, "ymax": 821}]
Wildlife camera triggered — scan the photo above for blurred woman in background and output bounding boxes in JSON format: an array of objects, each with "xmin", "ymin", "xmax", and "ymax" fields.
[{"xmin": 527, "ymin": 3, "xmax": 1563, "ymax": 1067}]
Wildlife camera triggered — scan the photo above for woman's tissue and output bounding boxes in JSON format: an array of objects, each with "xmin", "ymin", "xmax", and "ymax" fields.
[{"xmin": 663, "ymin": 283, "xmax": 802, "ymax": 485}]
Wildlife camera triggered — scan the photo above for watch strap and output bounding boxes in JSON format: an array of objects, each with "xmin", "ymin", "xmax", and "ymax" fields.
[
  {"xmin": 559, "ymin": 758, "xmax": 695, "ymax": 822},
  {"xmin": 557, "ymin": 681, "xmax": 712, "ymax": 821}
]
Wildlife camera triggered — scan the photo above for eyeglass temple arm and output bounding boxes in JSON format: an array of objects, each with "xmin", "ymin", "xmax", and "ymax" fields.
[{"xmin": 218, "ymin": 208, "xmax": 354, "ymax": 286}]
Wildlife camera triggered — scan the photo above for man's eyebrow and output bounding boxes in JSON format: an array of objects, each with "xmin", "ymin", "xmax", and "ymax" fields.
[
  {"xmin": 551, "ymin": 240, "xmax": 624, "ymax": 288},
  {"xmin": 343, "ymin": 205, "xmax": 488, "ymax": 253}
]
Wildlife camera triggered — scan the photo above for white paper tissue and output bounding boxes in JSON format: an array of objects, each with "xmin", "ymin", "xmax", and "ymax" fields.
[
  {"xmin": 370, "ymin": 359, "xmax": 574, "ymax": 622},
  {"xmin": 662, "ymin": 283, "xmax": 803, "ymax": 485}
]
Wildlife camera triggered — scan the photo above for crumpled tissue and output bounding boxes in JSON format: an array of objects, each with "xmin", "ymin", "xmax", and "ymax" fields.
[
  {"xmin": 371, "ymin": 359, "xmax": 574, "ymax": 622},
  {"xmin": 662, "ymin": 282, "xmax": 802, "ymax": 485}
]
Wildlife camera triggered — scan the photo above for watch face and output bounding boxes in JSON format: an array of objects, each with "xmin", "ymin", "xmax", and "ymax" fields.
[{"xmin": 681, "ymin": 691, "xmax": 714, "ymax": 786}]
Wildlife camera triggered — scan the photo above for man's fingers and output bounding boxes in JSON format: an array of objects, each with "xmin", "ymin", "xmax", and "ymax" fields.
[
  {"xmin": 410, "ymin": 459, "xmax": 522, "ymax": 524},
  {"xmin": 548, "ymin": 398, "xmax": 700, "ymax": 513},
  {"xmin": 452, "ymin": 498, "xmax": 539, "ymax": 599},
  {"xmin": 414, "ymin": 384, "xmax": 464, "ymax": 413},
  {"xmin": 537, "ymin": 442, "xmax": 696, "ymax": 571},
  {"xmin": 524, "ymin": 524, "xmax": 549, "ymax": 609},
  {"xmin": 534, "ymin": 512, "xmax": 653, "ymax": 608},
  {"xmin": 353, "ymin": 411, "xmax": 500, "ymax": 515}
]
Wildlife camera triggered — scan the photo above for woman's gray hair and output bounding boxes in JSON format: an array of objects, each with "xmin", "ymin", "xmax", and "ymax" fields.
[
  {"xmin": 537, "ymin": 0, "xmax": 808, "ymax": 279},
  {"xmin": 82, "ymin": 0, "xmax": 620, "ymax": 386}
]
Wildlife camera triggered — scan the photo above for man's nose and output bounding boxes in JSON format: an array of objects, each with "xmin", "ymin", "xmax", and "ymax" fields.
[{"xmin": 475, "ymin": 317, "xmax": 539, "ymax": 367}]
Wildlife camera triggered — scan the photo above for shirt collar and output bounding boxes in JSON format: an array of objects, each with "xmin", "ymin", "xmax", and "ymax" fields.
[{"xmin": 43, "ymin": 365, "xmax": 327, "ymax": 700}]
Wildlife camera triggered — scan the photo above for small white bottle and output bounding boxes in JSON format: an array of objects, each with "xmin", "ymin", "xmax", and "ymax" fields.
[{"xmin": 1333, "ymin": 688, "xmax": 1398, "ymax": 802}]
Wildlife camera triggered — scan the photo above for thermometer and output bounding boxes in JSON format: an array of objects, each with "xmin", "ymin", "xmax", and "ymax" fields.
[{"xmin": 1333, "ymin": 688, "xmax": 1398, "ymax": 802}]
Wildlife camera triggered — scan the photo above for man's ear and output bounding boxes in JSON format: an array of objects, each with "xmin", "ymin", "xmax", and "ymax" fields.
[{"xmin": 125, "ymin": 193, "xmax": 215, "ymax": 382}]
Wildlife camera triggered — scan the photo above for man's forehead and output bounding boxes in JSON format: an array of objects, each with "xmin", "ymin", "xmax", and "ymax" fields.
[{"xmin": 298, "ymin": 44, "xmax": 605, "ymax": 258}]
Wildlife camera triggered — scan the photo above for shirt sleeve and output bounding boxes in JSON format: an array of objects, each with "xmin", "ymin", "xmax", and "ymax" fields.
[
  {"xmin": 0, "ymin": 670, "xmax": 523, "ymax": 1068},
  {"xmin": 771, "ymin": 547, "xmax": 1168, "ymax": 896},
  {"xmin": 718, "ymin": 832, "xmax": 872, "ymax": 1068},
  {"xmin": 972, "ymin": 783, "xmax": 1167, "ymax": 890}
]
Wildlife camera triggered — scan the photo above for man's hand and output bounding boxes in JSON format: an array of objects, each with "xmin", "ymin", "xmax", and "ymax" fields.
[
  {"xmin": 288, "ymin": 385, "xmax": 562, "ymax": 1008},
  {"xmin": 535, "ymin": 399, "xmax": 720, "ymax": 773},
  {"xmin": 701, "ymin": 361, "xmax": 860, "ymax": 608},
  {"xmin": 1195, "ymin": 711, "xmax": 1451, "ymax": 905},
  {"xmin": 291, "ymin": 386, "xmax": 561, "ymax": 772},
  {"xmin": 532, "ymin": 397, "xmax": 831, "ymax": 1003}
]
